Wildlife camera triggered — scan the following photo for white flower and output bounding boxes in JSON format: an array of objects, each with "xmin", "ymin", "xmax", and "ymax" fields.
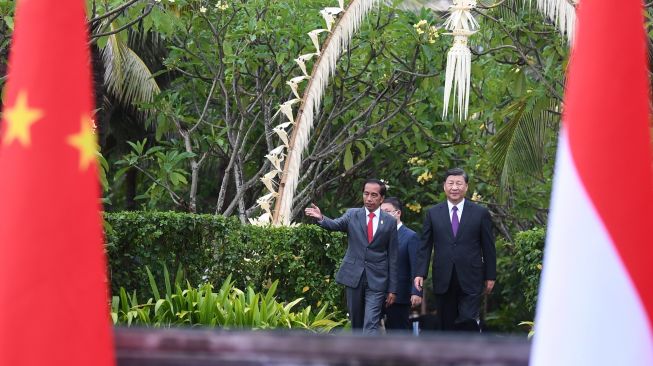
[
  {"xmin": 215, "ymin": 0, "xmax": 229, "ymax": 10},
  {"xmin": 200, "ymin": 6, "xmax": 207, "ymax": 13}
]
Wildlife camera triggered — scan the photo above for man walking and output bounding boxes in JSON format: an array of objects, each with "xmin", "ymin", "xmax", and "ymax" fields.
[
  {"xmin": 414, "ymin": 168, "xmax": 496, "ymax": 331},
  {"xmin": 381, "ymin": 197, "xmax": 422, "ymax": 331},
  {"xmin": 305, "ymin": 179, "xmax": 398, "ymax": 334}
]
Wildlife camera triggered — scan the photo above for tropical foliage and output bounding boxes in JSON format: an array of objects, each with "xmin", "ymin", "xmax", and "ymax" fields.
[
  {"xmin": 1, "ymin": 0, "xmax": 570, "ymax": 231},
  {"xmin": 5, "ymin": 0, "xmax": 653, "ymax": 333},
  {"xmin": 487, "ymin": 227, "xmax": 545, "ymax": 331},
  {"xmin": 112, "ymin": 265, "xmax": 346, "ymax": 331}
]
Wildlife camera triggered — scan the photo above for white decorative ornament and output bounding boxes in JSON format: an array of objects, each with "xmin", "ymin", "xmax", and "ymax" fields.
[
  {"xmin": 272, "ymin": 98, "xmax": 300, "ymax": 124},
  {"xmin": 272, "ymin": 125, "xmax": 290, "ymax": 146},
  {"xmin": 268, "ymin": 145, "xmax": 285, "ymax": 157},
  {"xmin": 443, "ymin": 30, "xmax": 473, "ymax": 121},
  {"xmin": 442, "ymin": 0, "xmax": 478, "ymax": 121},
  {"xmin": 253, "ymin": 0, "xmax": 380, "ymax": 226},
  {"xmin": 536, "ymin": 0, "xmax": 578, "ymax": 44},
  {"xmin": 265, "ymin": 150, "xmax": 285, "ymax": 172},
  {"xmin": 320, "ymin": 9, "xmax": 336, "ymax": 31},
  {"xmin": 276, "ymin": 0, "xmax": 380, "ymax": 225},
  {"xmin": 248, "ymin": 212, "xmax": 271, "ymax": 226},
  {"xmin": 308, "ymin": 29, "xmax": 329, "ymax": 55},
  {"xmin": 260, "ymin": 171, "xmax": 280, "ymax": 194},
  {"xmin": 286, "ymin": 76, "xmax": 308, "ymax": 99},
  {"xmin": 442, "ymin": 0, "xmax": 479, "ymax": 31},
  {"xmin": 323, "ymin": 7, "xmax": 345, "ymax": 15},
  {"xmin": 294, "ymin": 53, "xmax": 317, "ymax": 76}
]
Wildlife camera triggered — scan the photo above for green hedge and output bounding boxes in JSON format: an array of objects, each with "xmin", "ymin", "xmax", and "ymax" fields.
[
  {"xmin": 487, "ymin": 227, "xmax": 545, "ymax": 332},
  {"xmin": 105, "ymin": 211, "xmax": 347, "ymax": 312}
]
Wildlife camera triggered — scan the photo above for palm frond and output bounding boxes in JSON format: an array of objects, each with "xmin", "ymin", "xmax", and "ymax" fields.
[
  {"xmin": 101, "ymin": 24, "xmax": 160, "ymax": 108},
  {"xmin": 489, "ymin": 98, "xmax": 553, "ymax": 195},
  {"xmin": 273, "ymin": 0, "xmax": 379, "ymax": 225}
]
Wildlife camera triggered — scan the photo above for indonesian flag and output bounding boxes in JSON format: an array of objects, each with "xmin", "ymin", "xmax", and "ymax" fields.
[
  {"xmin": 531, "ymin": 1, "xmax": 653, "ymax": 365},
  {"xmin": 0, "ymin": 1, "xmax": 114, "ymax": 365}
]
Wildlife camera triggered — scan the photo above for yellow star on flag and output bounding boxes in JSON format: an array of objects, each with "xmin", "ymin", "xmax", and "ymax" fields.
[
  {"xmin": 2, "ymin": 90, "xmax": 44, "ymax": 146},
  {"xmin": 67, "ymin": 115, "xmax": 98, "ymax": 170}
]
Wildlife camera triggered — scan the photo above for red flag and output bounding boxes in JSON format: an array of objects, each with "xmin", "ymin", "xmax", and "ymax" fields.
[
  {"xmin": 532, "ymin": 1, "xmax": 653, "ymax": 365},
  {"xmin": 0, "ymin": 1, "xmax": 114, "ymax": 365}
]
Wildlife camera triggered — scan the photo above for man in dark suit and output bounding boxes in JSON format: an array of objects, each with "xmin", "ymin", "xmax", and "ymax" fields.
[
  {"xmin": 380, "ymin": 197, "xmax": 422, "ymax": 331},
  {"xmin": 414, "ymin": 168, "xmax": 496, "ymax": 332},
  {"xmin": 305, "ymin": 179, "xmax": 398, "ymax": 334}
]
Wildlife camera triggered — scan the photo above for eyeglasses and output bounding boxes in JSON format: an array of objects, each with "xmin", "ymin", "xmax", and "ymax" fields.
[{"xmin": 382, "ymin": 209, "xmax": 398, "ymax": 214}]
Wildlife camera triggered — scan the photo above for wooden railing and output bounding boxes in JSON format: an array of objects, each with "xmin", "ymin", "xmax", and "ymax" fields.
[{"xmin": 114, "ymin": 328, "xmax": 530, "ymax": 366}]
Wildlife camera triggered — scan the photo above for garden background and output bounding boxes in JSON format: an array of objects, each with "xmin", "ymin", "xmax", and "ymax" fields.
[{"xmin": 3, "ymin": 0, "xmax": 648, "ymax": 332}]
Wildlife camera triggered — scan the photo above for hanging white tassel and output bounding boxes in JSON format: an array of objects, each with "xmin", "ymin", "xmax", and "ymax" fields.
[
  {"xmin": 536, "ymin": 0, "xmax": 577, "ymax": 44},
  {"xmin": 443, "ymin": 0, "xmax": 479, "ymax": 32},
  {"xmin": 443, "ymin": 31, "xmax": 472, "ymax": 121},
  {"xmin": 442, "ymin": 0, "xmax": 477, "ymax": 121}
]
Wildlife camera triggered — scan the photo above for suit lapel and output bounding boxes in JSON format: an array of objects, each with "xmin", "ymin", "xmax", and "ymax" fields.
[
  {"xmin": 439, "ymin": 204, "xmax": 454, "ymax": 241},
  {"xmin": 358, "ymin": 208, "xmax": 368, "ymax": 242},
  {"xmin": 397, "ymin": 224, "xmax": 406, "ymax": 241},
  {"xmin": 371, "ymin": 211, "xmax": 387, "ymax": 243},
  {"xmin": 456, "ymin": 200, "xmax": 473, "ymax": 238}
]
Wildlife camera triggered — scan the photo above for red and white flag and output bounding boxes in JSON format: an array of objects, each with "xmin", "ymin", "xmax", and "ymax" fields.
[
  {"xmin": 531, "ymin": 1, "xmax": 653, "ymax": 365},
  {"xmin": 0, "ymin": 0, "xmax": 114, "ymax": 365}
]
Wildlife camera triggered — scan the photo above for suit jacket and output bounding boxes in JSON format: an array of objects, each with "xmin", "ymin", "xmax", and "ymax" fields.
[
  {"xmin": 415, "ymin": 200, "xmax": 496, "ymax": 294},
  {"xmin": 318, "ymin": 207, "xmax": 399, "ymax": 293},
  {"xmin": 394, "ymin": 225, "xmax": 423, "ymax": 304}
]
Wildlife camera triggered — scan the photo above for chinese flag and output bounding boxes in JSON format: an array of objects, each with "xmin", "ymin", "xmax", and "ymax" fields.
[
  {"xmin": 531, "ymin": 0, "xmax": 653, "ymax": 365},
  {"xmin": 0, "ymin": 0, "xmax": 114, "ymax": 365}
]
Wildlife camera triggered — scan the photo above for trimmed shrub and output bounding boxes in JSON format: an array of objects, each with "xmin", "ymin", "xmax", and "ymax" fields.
[
  {"xmin": 486, "ymin": 227, "xmax": 545, "ymax": 332},
  {"xmin": 105, "ymin": 211, "xmax": 347, "ymax": 312}
]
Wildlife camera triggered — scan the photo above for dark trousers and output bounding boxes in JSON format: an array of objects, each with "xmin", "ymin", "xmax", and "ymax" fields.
[
  {"xmin": 434, "ymin": 266, "xmax": 482, "ymax": 332},
  {"xmin": 346, "ymin": 271, "xmax": 385, "ymax": 335},
  {"xmin": 384, "ymin": 302, "xmax": 411, "ymax": 331}
]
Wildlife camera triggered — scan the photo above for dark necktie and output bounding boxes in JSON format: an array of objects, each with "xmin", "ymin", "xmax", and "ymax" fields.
[
  {"xmin": 367, "ymin": 212, "xmax": 375, "ymax": 243},
  {"xmin": 452, "ymin": 206, "xmax": 459, "ymax": 237}
]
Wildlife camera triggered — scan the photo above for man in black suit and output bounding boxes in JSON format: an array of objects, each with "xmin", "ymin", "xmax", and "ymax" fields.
[
  {"xmin": 380, "ymin": 197, "xmax": 422, "ymax": 331},
  {"xmin": 305, "ymin": 179, "xmax": 398, "ymax": 334},
  {"xmin": 414, "ymin": 168, "xmax": 496, "ymax": 332}
]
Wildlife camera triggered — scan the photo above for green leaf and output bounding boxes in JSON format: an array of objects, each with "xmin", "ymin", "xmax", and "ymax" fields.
[
  {"xmin": 3, "ymin": 16, "xmax": 13, "ymax": 30},
  {"xmin": 146, "ymin": 266, "xmax": 161, "ymax": 301},
  {"xmin": 343, "ymin": 144, "xmax": 353, "ymax": 171}
]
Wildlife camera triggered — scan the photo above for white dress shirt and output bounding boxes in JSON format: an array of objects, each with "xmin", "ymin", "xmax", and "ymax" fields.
[
  {"xmin": 365, "ymin": 207, "xmax": 381, "ymax": 236},
  {"xmin": 447, "ymin": 199, "xmax": 465, "ymax": 224}
]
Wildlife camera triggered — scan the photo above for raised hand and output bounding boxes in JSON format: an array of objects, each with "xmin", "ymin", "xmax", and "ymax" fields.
[{"xmin": 304, "ymin": 203, "xmax": 323, "ymax": 220}]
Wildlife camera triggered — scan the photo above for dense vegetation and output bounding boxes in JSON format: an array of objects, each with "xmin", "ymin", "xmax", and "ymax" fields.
[
  {"xmin": 0, "ymin": 0, "xmax": 571, "ymax": 232},
  {"xmin": 106, "ymin": 211, "xmax": 543, "ymax": 331},
  {"xmin": 112, "ymin": 264, "xmax": 346, "ymax": 331},
  {"xmin": 6, "ymin": 0, "xmax": 644, "ymax": 332},
  {"xmin": 106, "ymin": 211, "xmax": 347, "ymax": 309}
]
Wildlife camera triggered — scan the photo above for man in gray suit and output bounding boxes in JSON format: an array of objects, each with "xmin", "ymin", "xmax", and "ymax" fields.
[
  {"xmin": 305, "ymin": 179, "xmax": 399, "ymax": 334},
  {"xmin": 414, "ymin": 168, "xmax": 496, "ymax": 332}
]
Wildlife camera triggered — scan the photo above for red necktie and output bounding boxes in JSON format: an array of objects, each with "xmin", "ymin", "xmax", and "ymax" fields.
[{"xmin": 367, "ymin": 212, "xmax": 375, "ymax": 243}]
